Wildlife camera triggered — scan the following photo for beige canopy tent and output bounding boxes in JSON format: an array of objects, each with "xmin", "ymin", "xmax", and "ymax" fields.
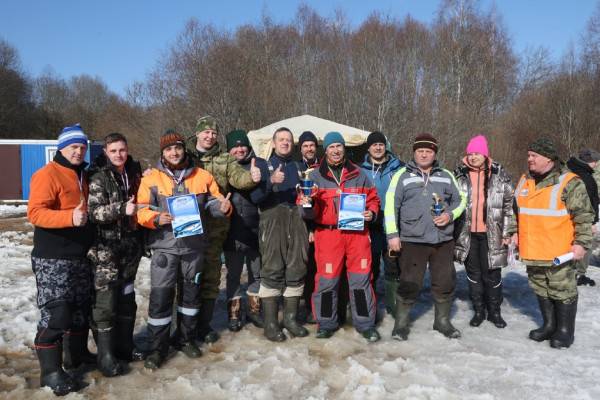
[{"xmin": 247, "ymin": 114, "xmax": 370, "ymax": 159}]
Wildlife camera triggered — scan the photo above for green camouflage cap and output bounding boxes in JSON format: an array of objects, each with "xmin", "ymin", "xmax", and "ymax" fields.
[
  {"xmin": 528, "ymin": 137, "xmax": 559, "ymax": 161},
  {"xmin": 195, "ymin": 115, "xmax": 219, "ymax": 133}
]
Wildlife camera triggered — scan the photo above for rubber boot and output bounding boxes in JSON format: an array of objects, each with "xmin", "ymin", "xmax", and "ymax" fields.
[
  {"xmin": 37, "ymin": 343, "xmax": 78, "ymax": 396},
  {"xmin": 469, "ymin": 298, "xmax": 486, "ymax": 327},
  {"xmin": 486, "ymin": 285, "xmax": 507, "ymax": 328},
  {"xmin": 384, "ymin": 280, "xmax": 399, "ymax": 315},
  {"xmin": 180, "ymin": 341, "xmax": 202, "ymax": 358},
  {"xmin": 433, "ymin": 301, "xmax": 461, "ymax": 339},
  {"xmin": 96, "ymin": 329, "xmax": 123, "ymax": 377},
  {"xmin": 529, "ymin": 295, "xmax": 556, "ymax": 342},
  {"xmin": 63, "ymin": 330, "xmax": 96, "ymax": 370},
  {"xmin": 391, "ymin": 297, "xmax": 412, "ymax": 341},
  {"xmin": 144, "ymin": 350, "xmax": 165, "ymax": 370},
  {"xmin": 114, "ymin": 315, "xmax": 145, "ymax": 361},
  {"xmin": 197, "ymin": 299, "xmax": 220, "ymax": 343},
  {"xmin": 247, "ymin": 295, "xmax": 264, "ymax": 328},
  {"xmin": 282, "ymin": 296, "xmax": 309, "ymax": 337},
  {"xmin": 227, "ymin": 298, "xmax": 243, "ymax": 332},
  {"xmin": 550, "ymin": 296, "xmax": 577, "ymax": 349},
  {"xmin": 262, "ymin": 296, "xmax": 286, "ymax": 342}
]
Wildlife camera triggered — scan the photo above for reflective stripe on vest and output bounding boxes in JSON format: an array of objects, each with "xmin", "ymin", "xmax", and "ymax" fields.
[{"xmin": 516, "ymin": 172, "xmax": 576, "ymax": 261}]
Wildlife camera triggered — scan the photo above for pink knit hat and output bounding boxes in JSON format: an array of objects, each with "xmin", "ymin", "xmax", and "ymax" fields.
[{"xmin": 466, "ymin": 135, "xmax": 489, "ymax": 157}]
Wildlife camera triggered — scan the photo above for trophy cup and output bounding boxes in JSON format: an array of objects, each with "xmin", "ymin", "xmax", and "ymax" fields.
[
  {"xmin": 431, "ymin": 192, "xmax": 445, "ymax": 216},
  {"xmin": 296, "ymin": 169, "xmax": 318, "ymax": 208}
]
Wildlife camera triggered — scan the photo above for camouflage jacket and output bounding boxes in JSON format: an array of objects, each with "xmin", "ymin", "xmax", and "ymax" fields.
[
  {"xmin": 88, "ymin": 155, "xmax": 142, "ymax": 242},
  {"xmin": 594, "ymin": 165, "xmax": 600, "ymax": 197},
  {"xmin": 188, "ymin": 143, "xmax": 256, "ymax": 195},
  {"xmin": 516, "ymin": 166, "xmax": 594, "ymax": 266}
]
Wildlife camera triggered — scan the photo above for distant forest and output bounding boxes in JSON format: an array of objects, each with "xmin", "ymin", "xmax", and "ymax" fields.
[{"xmin": 2, "ymin": 0, "xmax": 600, "ymax": 176}]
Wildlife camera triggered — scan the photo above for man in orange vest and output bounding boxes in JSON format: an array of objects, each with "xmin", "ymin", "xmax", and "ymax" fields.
[{"xmin": 514, "ymin": 138, "xmax": 594, "ymax": 349}]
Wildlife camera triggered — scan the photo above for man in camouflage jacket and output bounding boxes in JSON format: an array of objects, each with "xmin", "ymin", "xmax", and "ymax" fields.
[
  {"xmin": 187, "ymin": 115, "xmax": 260, "ymax": 342},
  {"xmin": 514, "ymin": 138, "xmax": 594, "ymax": 349},
  {"xmin": 87, "ymin": 133, "xmax": 143, "ymax": 376}
]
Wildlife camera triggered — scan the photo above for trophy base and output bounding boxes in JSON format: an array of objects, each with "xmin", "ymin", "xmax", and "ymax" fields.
[{"xmin": 302, "ymin": 203, "xmax": 312, "ymax": 208}]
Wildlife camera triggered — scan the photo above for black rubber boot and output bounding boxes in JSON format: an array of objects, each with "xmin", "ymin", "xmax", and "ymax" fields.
[
  {"xmin": 227, "ymin": 298, "xmax": 243, "ymax": 332},
  {"xmin": 180, "ymin": 342, "xmax": 202, "ymax": 358},
  {"xmin": 63, "ymin": 330, "xmax": 96, "ymax": 370},
  {"xmin": 529, "ymin": 295, "xmax": 556, "ymax": 342},
  {"xmin": 197, "ymin": 299, "xmax": 220, "ymax": 344},
  {"xmin": 486, "ymin": 285, "xmax": 507, "ymax": 328},
  {"xmin": 282, "ymin": 296, "xmax": 309, "ymax": 337},
  {"xmin": 550, "ymin": 296, "xmax": 577, "ymax": 349},
  {"xmin": 247, "ymin": 295, "xmax": 264, "ymax": 328},
  {"xmin": 114, "ymin": 315, "xmax": 145, "ymax": 361},
  {"xmin": 391, "ymin": 297, "xmax": 412, "ymax": 341},
  {"xmin": 577, "ymin": 274, "xmax": 596, "ymax": 286},
  {"xmin": 37, "ymin": 343, "xmax": 78, "ymax": 396},
  {"xmin": 470, "ymin": 303, "xmax": 486, "ymax": 327},
  {"xmin": 262, "ymin": 296, "xmax": 286, "ymax": 342},
  {"xmin": 144, "ymin": 350, "xmax": 165, "ymax": 370},
  {"xmin": 96, "ymin": 329, "xmax": 123, "ymax": 377},
  {"xmin": 433, "ymin": 301, "xmax": 461, "ymax": 339}
]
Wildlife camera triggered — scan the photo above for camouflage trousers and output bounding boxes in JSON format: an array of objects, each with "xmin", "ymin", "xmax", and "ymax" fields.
[
  {"xmin": 527, "ymin": 263, "xmax": 577, "ymax": 301},
  {"xmin": 201, "ymin": 216, "xmax": 230, "ymax": 300},
  {"xmin": 32, "ymin": 257, "xmax": 92, "ymax": 345}
]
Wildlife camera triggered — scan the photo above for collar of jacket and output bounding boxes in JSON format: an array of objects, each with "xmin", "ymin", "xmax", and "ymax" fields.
[
  {"xmin": 567, "ymin": 157, "xmax": 593, "ymax": 175},
  {"xmin": 271, "ymin": 152, "xmax": 293, "ymax": 163},
  {"xmin": 196, "ymin": 143, "xmax": 222, "ymax": 159},
  {"xmin": 239, "ymin": 149, "xmax": 255, "ymax": 165},
  {"xmin": 156, "ymin": 157, "xmax": 195, "ymax": 180},
  {"xmin": 53, "ymin": 151, "xmax": 88, "ymax": 173},
  {"xmin": 406, "ymin": 159, "xmax": 441, "ymax": 175},
  {"xmin": 318, "ymin": 158, "xmax": 359, "ymax": 184}
]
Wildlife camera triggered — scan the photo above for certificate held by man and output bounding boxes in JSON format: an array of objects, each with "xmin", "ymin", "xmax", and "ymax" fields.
[
  {"xmin": 338, "ymin": 193, "xmax": 366, "ymax": 231},
  {"xmin": 167, "ymin": 194, "xmax": 203, "ymax": 238}
]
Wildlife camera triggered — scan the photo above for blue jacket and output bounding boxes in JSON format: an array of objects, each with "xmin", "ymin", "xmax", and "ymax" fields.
[
  {"xmin": 360, "ymin": 152, "xmax": 404, "ymax": 217},
  {"xmin": 251, "ymin": 153, "xmax": 302, "ymax": 210}
]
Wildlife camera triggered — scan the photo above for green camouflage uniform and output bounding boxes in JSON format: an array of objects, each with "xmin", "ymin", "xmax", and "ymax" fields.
[
  {"xmin": 592, "ymin": 165, "xmax": 600, "ymax": 262},
  {"xmin": 87, "ymin": 157, "xmax": 143, "ymax": 332},
  {"xmin": 188, "ymin": 143, "xmax": 256, "ymax": 300},
  {"xmin": 520, "ymin": 167, "xmax": 594, "ymax": 301}
]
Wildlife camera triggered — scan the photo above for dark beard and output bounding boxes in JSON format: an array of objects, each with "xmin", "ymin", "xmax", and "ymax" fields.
[{"xmin": 162, "ymin": 154, "xmax": 189, "ymax": 171}]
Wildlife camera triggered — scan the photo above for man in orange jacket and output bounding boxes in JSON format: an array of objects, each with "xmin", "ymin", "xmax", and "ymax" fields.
[
  {"xmin": 514, "ymin": 138, "xmax": 594, "ymax": 349},
  {"xmin": 28, "ymin": 124, "xmax": 95, "ymax": 396},
  {"xmin": 137, "ymin": 130, "xmax": 231, "ymax": 369}
]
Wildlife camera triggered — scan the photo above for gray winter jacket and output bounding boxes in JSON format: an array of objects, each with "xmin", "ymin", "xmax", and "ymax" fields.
[
  {"xmin": 385, "ymin": 160, "xmax": 467, "ymax": 244},
  {"xmin": 453, "ymin": 159, "xmax": 515, "ymax": 269}
]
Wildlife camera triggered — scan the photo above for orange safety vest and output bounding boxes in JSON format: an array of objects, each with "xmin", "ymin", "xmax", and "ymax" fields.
[{"xmin": 515, "ymin": 172, "xmax": 577, "ymax": 261}]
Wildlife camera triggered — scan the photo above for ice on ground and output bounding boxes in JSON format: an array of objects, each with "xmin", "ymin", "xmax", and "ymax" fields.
[
  {"xmin": 1, "ymin": 222, "xmax": 600, "ymax": 399},
  {"xmin": 0, "ymin": 205, "xmax": 27, "ymax": 218}
]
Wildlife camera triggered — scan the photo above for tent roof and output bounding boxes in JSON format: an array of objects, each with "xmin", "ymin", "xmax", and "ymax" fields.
[{"xmin": 247, "ymin": 114, "xmax": 370, "ymax": 159}]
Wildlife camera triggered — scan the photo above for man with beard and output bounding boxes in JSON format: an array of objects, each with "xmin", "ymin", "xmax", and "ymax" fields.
[
  {"xmin": 301, "ymin": 132, "xmax": 381, "ymax": 341},
  {"xmin": 515, "ymin": 138, "xmax": 593, "ymax": 348},
  {"xmin": 223, "ymin": 129, "xmax": 266, "ymax": 331},
  {"xmin": 137, "ymin": 130, "xmax": 232, "ymax": 369},
  {"xmin": 566, "ymin": 148, "xmax": 600, "ymax": 286},
  {"xmin": 87, "ymin": 133, "xmax": 144, "ymax": 377},
  {"xmin": 188, "ymin": 116, "xmax": 260, "ymax": 343},
  {"xmin": 28, "ymin": 124, "xmax": 95, "ymax": 396},
  {"xmin": 252, "ymin": 127, "xmax": 309, "ymax": 341},
  {"xmin": 385, "ymin": 133, "xmax": 466, "ymax": 341},
  {"xmin": 359, "ymin": 131, "xmax": 404, "ymax": 315}
]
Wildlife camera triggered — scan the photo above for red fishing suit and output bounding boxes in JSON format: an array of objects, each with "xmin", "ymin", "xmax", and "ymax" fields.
[{"xmin": 302, "ymin": 160, "xmax": 380, "ymax": 332}]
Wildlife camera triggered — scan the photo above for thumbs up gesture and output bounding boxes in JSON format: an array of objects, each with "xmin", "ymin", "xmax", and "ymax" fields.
[
  {"xmin": 270, "ymin": 164, "xmax": 285, "ymax": 184},
  {"xmin": 125, "ymin": 195, "xmax": 136, "ymax": 216},
  {"xmin": 219, "ymin": 193, "xmax": 232, "ymax": 214},
  {"xmin": 250, "ymin": 158, "xmax": 261, "ymax": 183},
  {"xmin": 72, "ymin": 199, "xmax": 88, "ymax": 226}
]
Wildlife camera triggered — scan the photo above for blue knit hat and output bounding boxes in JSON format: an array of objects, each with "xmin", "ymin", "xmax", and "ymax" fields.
[
  {"xmin": 58, "ymin": 124, "xmax": 88, "ymax": 150},
  {"xmin": 323, "ymin": 131, "xmax": 345, "ymax": 149}
]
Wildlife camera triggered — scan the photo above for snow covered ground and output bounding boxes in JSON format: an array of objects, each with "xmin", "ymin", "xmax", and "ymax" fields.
[{"xmin": 1, "ymin": 207, "xmax": 600, "ymax": 399}]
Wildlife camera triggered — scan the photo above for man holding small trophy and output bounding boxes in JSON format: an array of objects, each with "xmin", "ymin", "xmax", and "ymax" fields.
[
  {"xmin": 300, "ymin": 131, "xmax": 381, "ymax": 342},
  {"xmin": 384, "ymin": 133, "xmax": 466, "ymax": 340}
]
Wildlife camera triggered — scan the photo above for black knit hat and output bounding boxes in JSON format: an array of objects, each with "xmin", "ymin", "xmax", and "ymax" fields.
[
  {"xmin": 298, "ymin": 131, "xmax": 318, "ymax": 147},
  {"xmin": 578, "ymin": 148, "xmax": 600, "ymax": 163},
  {"xmin": 226, "ymin": 129, "xmax": 250, "ymax": 151},
  {"xmin": 413, "ymin": 133, "xmax": 438, "ymax": 152},
  {"xmin": 367, "ymin": 131, "xmax": 387, "ymax": 148},
  {"xmin": 528, "ymin": 138, "xmax": 559, "ymax": 161}
]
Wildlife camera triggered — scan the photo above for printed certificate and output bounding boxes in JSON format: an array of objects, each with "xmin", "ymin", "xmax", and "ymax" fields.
[
  {"xmin": 167, "ymin": 194, "xmax": 203, "ymax": 238},
  {"xmin": 338, "ymin": 193, "xmax": 366, "ymax": 231}
]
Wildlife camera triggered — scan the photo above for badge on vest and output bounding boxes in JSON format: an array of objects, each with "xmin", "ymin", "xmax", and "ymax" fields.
[{"xmin": 520, "ymin": 189, "xmax": 529, "ymax": 196}]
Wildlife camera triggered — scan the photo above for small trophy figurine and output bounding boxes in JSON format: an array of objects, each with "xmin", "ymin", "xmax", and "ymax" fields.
[
  {"xmin": 431, "ymin": 192, "xmax": 445, "ymax": 216},
  {"xmin": 296, "ymin": 168, "xmax": 318, "ymax": 208}
]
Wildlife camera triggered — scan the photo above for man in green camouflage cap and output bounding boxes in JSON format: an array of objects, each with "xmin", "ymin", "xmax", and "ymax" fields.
[
  {"xmin": 512, "ymin": 137, "xmax": 594, "ymax": 349},
  {"xmin": 188, "ymin": 115, "xmax": 261, "ymax": 343}
]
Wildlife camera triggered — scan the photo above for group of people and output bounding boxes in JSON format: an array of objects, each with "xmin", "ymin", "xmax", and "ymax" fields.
[{"xmin": 27, "ymin": 118, "xmax": 599, "ymax": 396}]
